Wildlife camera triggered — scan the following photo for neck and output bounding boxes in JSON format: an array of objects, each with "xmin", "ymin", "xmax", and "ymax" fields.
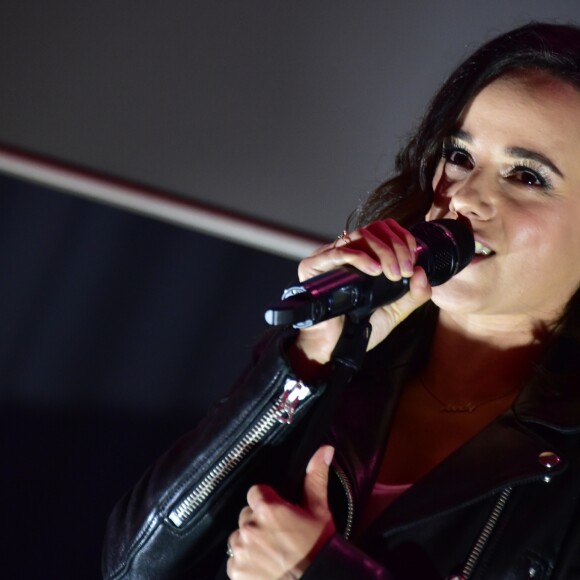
[{"xmin": 424, "ymin": 310, "xmax": 549, "ymax": 402}]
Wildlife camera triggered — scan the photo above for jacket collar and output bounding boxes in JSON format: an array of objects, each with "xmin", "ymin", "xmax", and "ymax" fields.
[
  {"xmin": 513, "ymin": 334, "xmax": 580, "ymax": 433},
  {"xmin": 370, "ymin": 408, "xmax": 568, "ymax": 538}
]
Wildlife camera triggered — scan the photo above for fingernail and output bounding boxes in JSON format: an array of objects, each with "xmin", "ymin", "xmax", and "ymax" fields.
[
  {"xmin": 402, "ymin": 260, "xmax": 414, "ymax": 277},
  {"xmin": 324, "ymin": 446, "xmax": 335, "ymax": 466}
]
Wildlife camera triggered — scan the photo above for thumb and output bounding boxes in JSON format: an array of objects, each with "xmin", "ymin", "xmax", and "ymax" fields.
[
  {"xmin": 303, "ymin": 445, "xmax": 334, "ymax": 515},
  {"xmin": 367, "ymin": 266, "xmax": 431, "ymax": 351}
]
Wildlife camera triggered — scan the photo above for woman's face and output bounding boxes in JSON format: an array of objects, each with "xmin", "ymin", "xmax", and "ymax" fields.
[{"xmin": 426, "ymin": 71, "xmax": 580, "ymax": 326}]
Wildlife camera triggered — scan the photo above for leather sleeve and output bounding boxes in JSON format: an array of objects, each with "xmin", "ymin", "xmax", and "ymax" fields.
[{"xmin": 101, "ymin": 328, "xmax": 314, "ymax": 579}]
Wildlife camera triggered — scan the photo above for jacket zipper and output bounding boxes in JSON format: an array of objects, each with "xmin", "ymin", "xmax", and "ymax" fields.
[
  {"xmin": 458, "ymin": 486, "xmax": 513, "ymax": 579},
  {"xmin": 329, "ymin": 472, "xmax": 514, "ymax": 575},
  {"xmin": 168, "ymin": 378, "xmax": 312, "ymax": 527},
  {"xmin": 332, "ymin": 462, "xmax": 355, "ymax": 540}
]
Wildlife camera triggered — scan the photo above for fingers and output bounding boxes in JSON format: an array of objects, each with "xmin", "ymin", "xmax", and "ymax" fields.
[
  {"xmin": 246, "ymin": 484, "xmax": 284, "ymax": 511},
  {"xmin": 245, "ymin": 485, "xmax": 293, "ymax": 528},
  {"xmin": 298, "ymin": 243, "xmax": 382, "ymax": 283},
  {"xmin": 238, "ymin": 505, "xmax": 253, "ymax": 527},
  {"xmin": 298, "ymin": 218, "xmax": 417, "ymax": 284},
  {"xmin": 367, "ymin": 266, "xmax": 432, "ymax": 351},
  {"xmin": 360, "ymin": 219, "xmax": 417, "ymax": 280},
  {"xmin": 292, "ymin": 218, "xmax": 429, "ymax": 365},
  {"xmin": 228, "ymin": 456, "xmax": 337, "ymax": 579}
]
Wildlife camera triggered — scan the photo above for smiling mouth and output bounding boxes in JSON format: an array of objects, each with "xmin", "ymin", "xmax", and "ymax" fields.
[{"xmin": 474, "ymin": 240, "xmax": 494, "ymax": 256}]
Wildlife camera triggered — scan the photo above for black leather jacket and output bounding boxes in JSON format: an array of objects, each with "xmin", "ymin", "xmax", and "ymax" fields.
[{"xmin": 103, "ymin": 305, "xmax": 580, "ymax": 579}]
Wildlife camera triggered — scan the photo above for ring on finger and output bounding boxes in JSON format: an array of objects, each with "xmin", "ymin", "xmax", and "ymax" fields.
[{"xmin": 333, "ymin": 230, "xmax": 352, "ymax": 248}]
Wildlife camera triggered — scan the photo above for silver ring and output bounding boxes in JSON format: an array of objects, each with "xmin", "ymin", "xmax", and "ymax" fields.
[{"xmin": 226, "ymin": 542, "xmax": 234, "ymax": 558}]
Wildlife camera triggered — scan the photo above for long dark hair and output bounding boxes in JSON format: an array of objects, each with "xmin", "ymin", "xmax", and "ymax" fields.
[
  {"xmin": 348, "ymin": 22, "xmax": 580, "ymax": 230},
  {"xmin": 350, "ymin": 22, "xmax": 580, "ymax": 342}
]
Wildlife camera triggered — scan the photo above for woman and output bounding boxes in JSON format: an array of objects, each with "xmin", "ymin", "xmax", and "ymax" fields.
[{"xmin": 103, "ymin": 22, "xmax": 580, "ymax": 579}]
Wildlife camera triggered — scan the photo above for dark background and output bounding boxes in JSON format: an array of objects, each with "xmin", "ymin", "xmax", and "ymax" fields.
[{"xmin": 0, "ymin": 174, "xmax": 296, "ymax": 578}]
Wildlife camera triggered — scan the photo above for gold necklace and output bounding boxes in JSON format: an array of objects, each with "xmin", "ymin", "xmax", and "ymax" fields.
[{"xmin": 419, "ymin": 376, "xmax": 518, "ymax": 413}]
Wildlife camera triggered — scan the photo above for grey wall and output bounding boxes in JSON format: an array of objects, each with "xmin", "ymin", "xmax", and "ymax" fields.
[{"xmin": 1, "ymin": 1, "xmax": 579, "ymax": 240}]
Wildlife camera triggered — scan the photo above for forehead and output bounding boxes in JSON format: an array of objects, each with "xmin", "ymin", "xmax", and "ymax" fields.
[{"xmin": 461, "ymin": 71, "xmax": 580, "ymax": 143}]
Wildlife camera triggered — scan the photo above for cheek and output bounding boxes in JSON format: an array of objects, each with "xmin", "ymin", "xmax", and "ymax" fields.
[
  {"xmin": 510, "ymin": 218, "xmax": 579, "ymax": 288},
  {"xmin": 431, "ymin": 162, "xmax": 445, "ymax": 193},
  {"xmin": 425, "ymin": 162, "xmax": 448, "ymax": 220},
  {"xmin": 509, "ymin": 220, "xmax": 550, "ymax": 263}
]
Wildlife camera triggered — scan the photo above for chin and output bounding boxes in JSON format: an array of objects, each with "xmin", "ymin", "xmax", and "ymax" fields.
[{"xmin": 430, "ymin": 277, "xmax": 490, "ymax": 315}]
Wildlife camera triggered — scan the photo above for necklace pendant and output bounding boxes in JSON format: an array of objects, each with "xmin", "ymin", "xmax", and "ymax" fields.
[{"xmin": 440, "ymin": 403, "xmax": 476, "ymax": 413}]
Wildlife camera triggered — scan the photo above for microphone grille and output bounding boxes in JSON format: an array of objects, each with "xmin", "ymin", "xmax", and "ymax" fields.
[{"xmin": 410, "ymin": 219, "xmax": 475, "ymax": 286}]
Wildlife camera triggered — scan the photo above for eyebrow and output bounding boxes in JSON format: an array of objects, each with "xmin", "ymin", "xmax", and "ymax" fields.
[
  {"xmin": 449, "ymin": 130, "xmax": 564, "ymax": 178},
  {"xmin": 505, "ymin": 147, "xmax": 564, "ymax": 178}
]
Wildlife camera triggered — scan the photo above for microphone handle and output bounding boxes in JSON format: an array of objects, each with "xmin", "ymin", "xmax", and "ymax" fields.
[{"xmin": 264, "ymin": 266, "xmax": 410, "ymax": 328}]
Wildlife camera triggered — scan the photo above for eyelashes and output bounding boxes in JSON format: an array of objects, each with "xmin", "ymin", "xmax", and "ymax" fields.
[
  {"xmin": 440, "ymin": 139, "xmax": 554, "ymax": 192},
  {"xmin": 502, "ymin": 161, "xmax": 553, "ymax": 190},
  {"xmin": 441, "ymin": 143, "xmax": 473, "ymax": 170}
]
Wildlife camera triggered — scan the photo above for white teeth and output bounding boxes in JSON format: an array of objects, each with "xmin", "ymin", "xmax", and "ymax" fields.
[{"xmin": 474, "ymin": 241, "xmax": 493, "ymax": 256}]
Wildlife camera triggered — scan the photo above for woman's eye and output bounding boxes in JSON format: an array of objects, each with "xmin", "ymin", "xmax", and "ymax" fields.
[
  {"xmin": 509, "ymin": 167, "xmax": 548, "ymax": 188},
  {"xmin": 443, "ymin": 147, "xmax": 474, "ymax": 170},
  {"xmin": 518, "ymin": 170, "xmax": 540, "ymax": 186}
]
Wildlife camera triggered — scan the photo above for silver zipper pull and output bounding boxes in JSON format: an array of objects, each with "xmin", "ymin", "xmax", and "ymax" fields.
[{"xmin": 276, "ymin": 379, "xmax": 311, "ymax": 424}]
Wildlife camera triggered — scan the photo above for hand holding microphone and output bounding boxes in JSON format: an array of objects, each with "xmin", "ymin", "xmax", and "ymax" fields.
[
  {"xmin": 264, "ymin": 219, "xmax": 474, "ymax": 368},
  {"xmin": 266, "ymin": 219, "xmax": 474, "ymax": 327}
]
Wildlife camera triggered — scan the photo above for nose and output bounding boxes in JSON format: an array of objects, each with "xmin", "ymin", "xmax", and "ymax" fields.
[{"xmin": 446, "ymin": 171, "xmax": 496, "ymax": 221}]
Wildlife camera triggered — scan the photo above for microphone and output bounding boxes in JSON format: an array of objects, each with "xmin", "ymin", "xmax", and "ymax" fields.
[{"xmin": 264, "ymin": 219, "xmax": 474, "ymax": 328}]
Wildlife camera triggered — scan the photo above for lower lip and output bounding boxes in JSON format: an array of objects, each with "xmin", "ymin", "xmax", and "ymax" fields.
[{"xmin": 469, "ymin": 253, "xmax": 493, "ymax": 265}]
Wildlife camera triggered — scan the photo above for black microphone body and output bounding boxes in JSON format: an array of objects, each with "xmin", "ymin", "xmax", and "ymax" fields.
[{"xmin": 264, "ymin": 219, "xmax": 475, "ymax": 328}]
